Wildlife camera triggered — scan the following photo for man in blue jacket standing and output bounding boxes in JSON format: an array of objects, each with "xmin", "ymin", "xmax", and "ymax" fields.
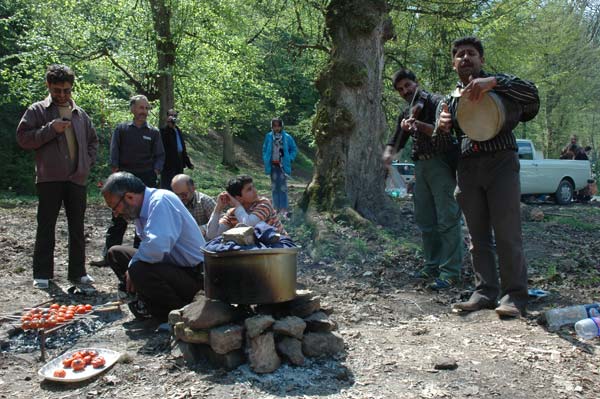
[{"xmin": 262, "ymin": 118, "xmax": 297, "ymax": 217}]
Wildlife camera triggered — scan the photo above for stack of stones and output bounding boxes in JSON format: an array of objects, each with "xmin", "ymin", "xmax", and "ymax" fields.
[{"xmin": 168, "ymin": 290, "xmax": 344, "ymax": 373}]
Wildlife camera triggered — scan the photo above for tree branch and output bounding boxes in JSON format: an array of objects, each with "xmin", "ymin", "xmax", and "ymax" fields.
[
  {"xmin": 247, "ymin": 16, "xmax": 272, "ymax": 44},
  {"xmin": 183, "ymin": 31, "xmax": 232, "ymax": 54},
  {"xmin": 56, "ymin": 49, "xmax": 106, "ymax": 62},
  {"xmin": 104, "ymin": 50, "xmax": 154, "ymax": 98},
  {"xmin": 289, "ymin": 41, "xmax": 330, "ymax": 53},
  {"xmin": 385, "ymin": 53, "xmax": 405, "ymax": 69},
  {"xmin": 293, "ymin": 0, "xmax": 307, "ymax": 38}
]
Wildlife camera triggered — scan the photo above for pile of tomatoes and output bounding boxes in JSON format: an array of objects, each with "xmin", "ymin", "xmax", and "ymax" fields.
[
  {"xmin": 52, "ymin": 349, "xmax": 106, "ymax": 377},
  {"xmin": 21, "ymin": 303, "xmax": 93, "ymax": 330}
]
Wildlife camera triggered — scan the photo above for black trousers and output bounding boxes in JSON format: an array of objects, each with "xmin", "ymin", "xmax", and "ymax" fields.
[
  {"xmin": 33, "ymin": 182, "xmax": 87, "ymax": 280},
  {"xmin": 160, "ymin": 165, "xmax": 183, "ymax": 190},
  {"xmin": 107, "ymin": 245, "xmax": 203, "ymax": 321},
  {"xmin": 102, "ymin": 170, "xmax": 157, "ymax": 258},
  {"xmin": 455, "ymin": 150, "xmax": 528, "ymax": 309}
]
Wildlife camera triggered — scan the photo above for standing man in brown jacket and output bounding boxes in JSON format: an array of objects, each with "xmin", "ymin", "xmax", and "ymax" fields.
[{"xmin": 16, "ymin": 64, "xmax": 99, "ymax": 289}]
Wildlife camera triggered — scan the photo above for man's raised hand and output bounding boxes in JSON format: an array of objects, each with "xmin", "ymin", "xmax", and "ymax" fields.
[
  {"xmin": 437, "ymin": 102, "xmax": 452, "ymax": 133},
  {"xmin": 462, "ymin": 76, "xmax": 497, "ymax": 102}
]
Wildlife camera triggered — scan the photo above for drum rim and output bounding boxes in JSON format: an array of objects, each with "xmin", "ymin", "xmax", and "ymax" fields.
[{"xmin": 456, "ymin": 91, "xmax": 506, "ymax": 141}]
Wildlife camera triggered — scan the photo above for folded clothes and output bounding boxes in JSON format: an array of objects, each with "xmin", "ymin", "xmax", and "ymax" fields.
[{"xmin": 205, "ymin": 222, "xmax": 297, "ymax": 252}]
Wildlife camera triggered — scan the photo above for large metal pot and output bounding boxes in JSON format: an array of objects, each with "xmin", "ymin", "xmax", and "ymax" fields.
[{"xmin": 202, "ymin": 247, "xmax": 299, "ymax": 304}]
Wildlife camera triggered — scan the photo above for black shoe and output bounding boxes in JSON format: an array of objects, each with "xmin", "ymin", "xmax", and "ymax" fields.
[
  {"xmin": 90, "ymin": 258, "xmax": 108, "ymax": 267},
  {"xmin": 128, "ymin": 299, "xmax": 152, "ymax": 320}
]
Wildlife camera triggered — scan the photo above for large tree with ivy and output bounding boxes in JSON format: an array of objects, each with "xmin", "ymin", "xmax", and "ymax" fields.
[{"xmin": 300, "ymin": 0, "xmax": 396, "ymax": 225}]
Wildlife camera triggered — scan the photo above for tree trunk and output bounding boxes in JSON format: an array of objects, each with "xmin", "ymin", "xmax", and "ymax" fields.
[
  {"xmin": 221, "ymin": 121, "xmax": 236, "ymax": 167},
  {"xmin": 149, "ymin": 0, "xmax": 176, "ymax": 127},
  {"xmin": 544, "ymin": 88, "xmax": 561, "ymax": 156},
  {"xmin": 301, "ymin": 0, "xmax": 395, "ymax": 224}
]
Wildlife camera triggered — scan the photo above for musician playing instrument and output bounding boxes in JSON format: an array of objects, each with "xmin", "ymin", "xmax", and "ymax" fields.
[
  {"xmin": 436, "ymin": 36, "xmax": 540, "ymax": 317},
  {"xmin": 382, "ymin": 69, "xmax": 462, "ymax": 291}
]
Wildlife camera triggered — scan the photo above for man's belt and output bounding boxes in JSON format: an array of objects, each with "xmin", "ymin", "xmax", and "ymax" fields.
[{"xmin": 415, "ymin": 153, "xmax": 434, "ymax": 161}]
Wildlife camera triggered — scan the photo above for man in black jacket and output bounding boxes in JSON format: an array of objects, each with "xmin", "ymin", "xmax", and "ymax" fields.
[
  {"xmin": 382, "ymin": 69, "xmax": 462, "ymax": 290},
  {"xmin": 160, "ymin": 109, "xmax": 193, "ymax": 189}
]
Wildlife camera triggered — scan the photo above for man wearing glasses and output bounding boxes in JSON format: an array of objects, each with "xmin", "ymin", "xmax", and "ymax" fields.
[
  {"xmin": 102, "ymin": 172, "xmax": 205, "ymax": 321},
  {"xmin": 91, "ymin": 94, "xmax": 165, "ymax": 267},
  {"xmin": 16, "ymin": 64, "xmax": 98, "ymax": 289}
]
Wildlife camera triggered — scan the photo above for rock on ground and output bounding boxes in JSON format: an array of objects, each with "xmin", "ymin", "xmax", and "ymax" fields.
[
  {"xmin": 276, "ymin": 337, "xmax": 305, "ymax": 366},
  {"xmin": 273, "ymin": 316, "xmax": 306, "ymax": 339},
  {"xmin": 245, "ymin": 314, "xmax": 275, "ymax": 338},
  {"xmin": 182, "ymin": 297, "xmax": 238, "ymax": 330},
  {"xmin": 209, "ymin": 324, "xmax": 244, "ymax": 354},
  {"xmin": 247, "ymin": 332, "xmax": 281, "ymax": 373},
  {"xmin": 302, "ymin": 331, "xmax": 345, "ymax": 357},
  {"xmin": 304, "ymin": 311, "xmax": 337, "ymax": 332}
]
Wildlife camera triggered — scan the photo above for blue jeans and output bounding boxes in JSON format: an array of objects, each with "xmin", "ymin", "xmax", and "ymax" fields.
[{"xmin": 270, "ymin": 166, "xmax": 288, "ymax": 210}]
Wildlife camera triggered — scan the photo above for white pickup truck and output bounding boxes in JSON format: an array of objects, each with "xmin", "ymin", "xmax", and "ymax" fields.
[{"xmin": 518, "ymin": 139, "xmax": 592, "ymax": 204}]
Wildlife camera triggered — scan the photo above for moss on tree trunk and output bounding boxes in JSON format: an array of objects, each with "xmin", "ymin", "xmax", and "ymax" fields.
[{"xmin": 301, "ymin": 0, "xmax": 399, "ymax": 228}]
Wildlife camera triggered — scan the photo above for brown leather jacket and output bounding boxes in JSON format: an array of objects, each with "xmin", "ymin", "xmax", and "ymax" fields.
[{"xmin": 16, "ymin": 96, "xmax": 98, "ymax": 186}]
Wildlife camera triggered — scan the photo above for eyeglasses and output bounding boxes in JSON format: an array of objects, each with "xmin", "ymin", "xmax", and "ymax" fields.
[
  {"xmin": 50, "ymin": 88, "xmax": 73, "ymax": 95},
  {"xmin": 109, "ymin": 194, "xmax": 125, "ymax": 214}
]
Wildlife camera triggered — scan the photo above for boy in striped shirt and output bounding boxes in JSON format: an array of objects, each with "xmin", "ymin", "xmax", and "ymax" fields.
[{"xmin": 206, "ymin": 175, "xmax": 287, "ymax": 239}]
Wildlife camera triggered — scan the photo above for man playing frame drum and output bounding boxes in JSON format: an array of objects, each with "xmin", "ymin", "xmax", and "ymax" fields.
[{"xmin": 436, "ymin": 36, "xmax": 540, "ymax": 317}]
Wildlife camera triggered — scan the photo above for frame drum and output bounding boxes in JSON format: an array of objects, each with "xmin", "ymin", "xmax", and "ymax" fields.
[{"xmin": 456, "ymin": 92, "xmax": 507, "ymax": 142}]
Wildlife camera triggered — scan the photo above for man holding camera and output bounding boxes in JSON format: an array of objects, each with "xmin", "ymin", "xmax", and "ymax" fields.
[
  {"xmin": 160, "ymin": 109, "xmax": 194, "ymax": 190},
  {"xmin": 16, "ymin": 64, "xmax": 98, "ymax": 289}
]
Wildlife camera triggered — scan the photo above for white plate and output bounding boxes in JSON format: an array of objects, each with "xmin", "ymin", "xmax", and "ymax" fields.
[{"xmin": 38, "ymin": 347, "xmax": 120, "ymax": 382}]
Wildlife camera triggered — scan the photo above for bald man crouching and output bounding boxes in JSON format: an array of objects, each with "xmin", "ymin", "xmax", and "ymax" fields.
[{"xmin": 171, "ymin": 174, "xmax": 216, "ymax": 237}]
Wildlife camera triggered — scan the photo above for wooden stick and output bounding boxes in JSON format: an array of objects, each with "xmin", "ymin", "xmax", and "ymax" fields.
[
  {"xmin": 0, "ymin": 315, "xmax": 21, "ymax": 320},
  {"xmin": 92, "ymin": 306, "xmax": 121, "ymax": 313},
  {"xmin": 0, "ymin": 299, "xmax": 54, "ymax": 320}
]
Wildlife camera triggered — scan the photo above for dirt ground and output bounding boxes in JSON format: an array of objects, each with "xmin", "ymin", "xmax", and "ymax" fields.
[{"xmin": 1, "ymin": 192, "xmax": 600, "ymax": 399}]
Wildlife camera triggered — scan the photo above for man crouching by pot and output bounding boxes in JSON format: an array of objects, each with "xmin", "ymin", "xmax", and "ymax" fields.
[
  {"xmin": 102, "ymin": 172, "xmax": 205, "ymax": 322},
  {"xmin": 205, "ymin": 175, "xmax": 287, "ymax": 240}
]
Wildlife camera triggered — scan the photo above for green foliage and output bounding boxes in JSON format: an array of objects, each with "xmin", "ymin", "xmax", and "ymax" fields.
[
  {"xmin": 382, "ymin": 0, "xmax": 600, "ymax": 161},
  {"xmin": 545, "ymin": 214, "xmax": 599, "ymax": 231},
  {"xmin": 2, "ymin": 0, "xmax": 600, "ymax": 197},
  {"xmin": 0, "ymin": 0, "xmax": 324, "ymax": 191},
  {"xmin": 545, "ymin": 262, "xmax": 558, "ymax": 280}
]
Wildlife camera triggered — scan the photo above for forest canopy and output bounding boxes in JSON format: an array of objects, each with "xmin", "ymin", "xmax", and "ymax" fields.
[{"xmin": 1, "ymin": 0, "xmax": 599, "ymax": 194}]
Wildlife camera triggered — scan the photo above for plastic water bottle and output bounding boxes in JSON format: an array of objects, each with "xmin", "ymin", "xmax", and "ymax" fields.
[
  {"xmin": 575, "ymin": 317, "xmax": 600, "ymax": 340},
  {"xmin": 544, "ymin": 303, "xmax": 600, "ymax": 331}
]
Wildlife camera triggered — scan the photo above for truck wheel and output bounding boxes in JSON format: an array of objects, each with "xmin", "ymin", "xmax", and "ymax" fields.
[{"xmin": 554, "ymin": 179, "xmax": 574, "ymax": 205}]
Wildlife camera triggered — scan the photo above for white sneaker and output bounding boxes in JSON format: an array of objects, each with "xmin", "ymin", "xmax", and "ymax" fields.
[
  {"xmin": 33, "ymin": 279, "xmax": 49, "ymax": 289},
  {"xmin": 79, "ymin": 274, "xmax": 95, "ymax": 284}
]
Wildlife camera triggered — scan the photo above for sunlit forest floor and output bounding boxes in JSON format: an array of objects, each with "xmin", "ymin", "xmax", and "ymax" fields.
[{"xmin": 2, "ymin": 193, "xmax": 600, "ymax": 398}]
